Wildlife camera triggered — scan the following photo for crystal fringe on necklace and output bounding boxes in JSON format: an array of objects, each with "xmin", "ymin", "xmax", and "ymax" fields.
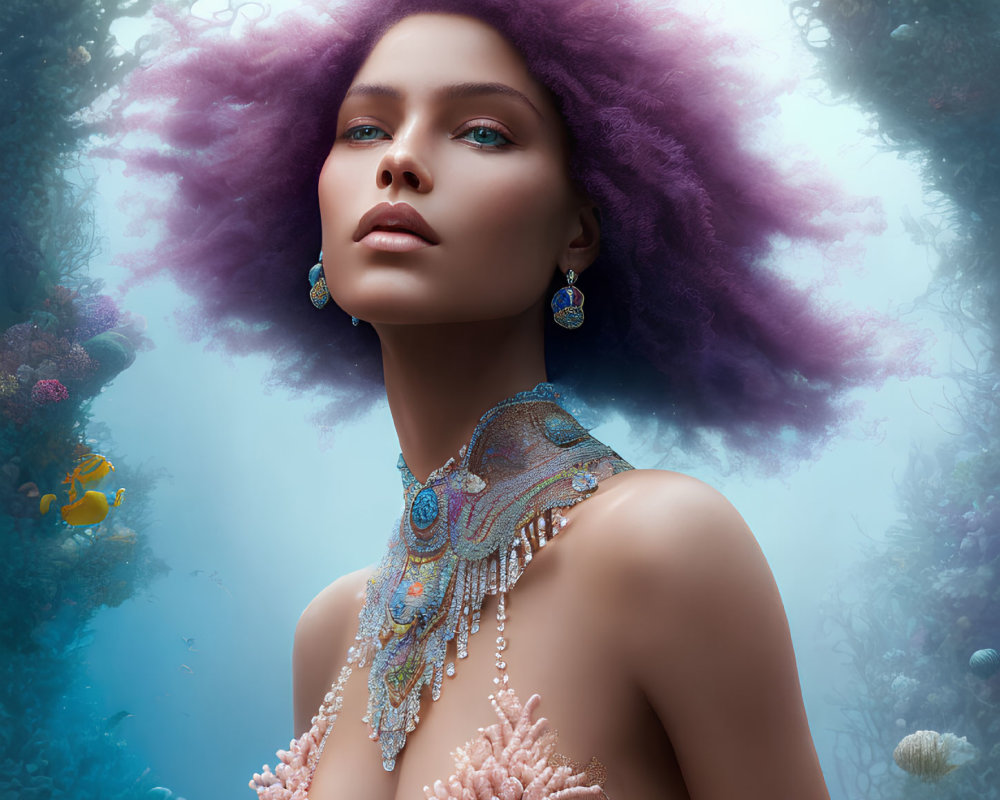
[{"xmin": 346, "ymin": 383, "xmax": 633, "ymax": 770}]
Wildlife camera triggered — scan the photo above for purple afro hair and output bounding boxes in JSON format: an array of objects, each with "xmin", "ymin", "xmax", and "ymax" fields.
[{"xmin": 107, "ymin": 0, "xmax": 916, "ymax": 459}]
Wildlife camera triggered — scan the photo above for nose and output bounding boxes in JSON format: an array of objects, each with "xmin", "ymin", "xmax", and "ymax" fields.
[{"xmin": 375, "ymin": 126, "xmax": 433, "ymax": 193}]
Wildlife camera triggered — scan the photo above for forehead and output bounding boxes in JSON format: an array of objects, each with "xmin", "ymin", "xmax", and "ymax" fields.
[{"xmin": 351, "ymin": 13, "xmax": 552, "ymax": 110}]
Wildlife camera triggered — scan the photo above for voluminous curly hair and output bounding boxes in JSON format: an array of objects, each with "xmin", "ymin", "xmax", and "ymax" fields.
[{"xmin": 109, "ymin": 0, "xmax": 911, "ymax": 459}]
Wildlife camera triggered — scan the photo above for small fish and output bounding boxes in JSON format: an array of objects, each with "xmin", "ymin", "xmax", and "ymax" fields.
[
  {"xmin": 105, "ymin": 710, "xmax": 134, "ymax": 731},
  {"xmin": 180, "ymin": 664, "xmax": 194, "ymax": 674},
  {"xmin": 890, "ymin": 23, "xmax": 918, "ymax": 41},
  {"xmin": 181, "ymin": 636, "xmax": 198, "ymax": 652},
  {"xmin": 209, "ymin": 570, "xmax": 233, "ymax": 598}
]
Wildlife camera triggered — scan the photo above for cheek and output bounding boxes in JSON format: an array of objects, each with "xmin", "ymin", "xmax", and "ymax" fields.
[
  {"xmin": 453, "ymin": 158, "xmax": 573, "ymax": 263},
  {"xmin": 319, "ymin": 146, "xmax": 375, "ymax": 237},
  {"xmin": 318, "ymin": 152, "xmax": 346, "ymax": 233},
  {"xmin": 429, "ymin": 157, "xmax": 575, "ymax": 317}
]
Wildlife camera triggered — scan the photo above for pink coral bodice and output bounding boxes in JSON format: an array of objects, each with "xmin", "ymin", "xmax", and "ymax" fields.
[{"xmin": 249, "ymin": 591, "xmax": 609, "ymax": 800}]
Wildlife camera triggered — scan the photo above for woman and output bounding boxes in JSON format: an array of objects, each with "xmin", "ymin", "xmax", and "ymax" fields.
[{"xmin": 114, "ymin": 0, "xmax": 892, "ymax": 796}]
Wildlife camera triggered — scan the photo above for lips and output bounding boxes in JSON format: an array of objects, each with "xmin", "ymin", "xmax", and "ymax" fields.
[{"xmin": 353, "ymin": 202, "xmax": 440, "ymax": 245}]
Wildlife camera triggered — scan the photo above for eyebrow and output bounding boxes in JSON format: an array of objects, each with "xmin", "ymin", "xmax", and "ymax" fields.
[{"xmin": 343, "ymin": 81, "xmax": 543, "ymax": 118}]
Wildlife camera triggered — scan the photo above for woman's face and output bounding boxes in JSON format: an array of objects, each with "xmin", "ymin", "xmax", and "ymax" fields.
[{"xmin": 318, "ymin": 13, "xmax": 596, "ymax": 326}]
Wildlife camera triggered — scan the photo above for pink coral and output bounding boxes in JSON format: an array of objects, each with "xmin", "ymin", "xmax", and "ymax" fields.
[
  {"xmin": 425, "ymin": 690, "xmax": 606, "ymax": 800},
  {"xmin": 249, "ymin": 715, "xmax": 329, "ymax": 800},
  {"xmin": 250, "ymin": 685, "xmax": 608, "ymax": 800},
  {"xmin": 30, "ymin": 379, "xmax": 69, "ymax": 405}
]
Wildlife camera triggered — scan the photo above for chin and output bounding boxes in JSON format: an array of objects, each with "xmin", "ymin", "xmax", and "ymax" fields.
[
  {"xmin": 332, "ymin": 283, "xmax": 541, "ymax": 328},
  {"xmin": 332, "ymin": 297, "xmax": 450, "ymax": 326}
]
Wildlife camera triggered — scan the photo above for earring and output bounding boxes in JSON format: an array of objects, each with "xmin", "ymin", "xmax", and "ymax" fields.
[
  {"xmin": 551, "ymin": 269, "xmax": 585, "ymax": 329},
  {"xmin": 308, "ymin": 251, "xmax": 330, "ymax": 309}
]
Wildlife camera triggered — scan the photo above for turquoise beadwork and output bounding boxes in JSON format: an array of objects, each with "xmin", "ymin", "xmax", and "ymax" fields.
[
  {"xmin": 543, "ymin": 412, "xmax": 587, "ymax": 446},
  {"xmin": 410, "ymin": 487, "xmax": 439, "ymax": 530},
  {"xmin": 308, "ymin": 262, "xmax": 323, "ymax": 286}
]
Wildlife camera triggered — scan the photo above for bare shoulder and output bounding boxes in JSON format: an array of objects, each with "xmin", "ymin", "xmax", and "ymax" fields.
[
  {"xmin": 569, "ymin": 469, "xmax": 829, "ymax": 798},
  {"xmin": 566, "ymin": 467, "xmax": 756, "ymax": 581},
  {"xmin": 292, "ymin": 565, "xmax": 374, "ymax": 734},
  {"xmin": 566, "ymin": 467, "xmax": 779, "ymax": 680},
  {"xmin": 297, "ymin": 564, "xmax": 374, "ymax": 635}
]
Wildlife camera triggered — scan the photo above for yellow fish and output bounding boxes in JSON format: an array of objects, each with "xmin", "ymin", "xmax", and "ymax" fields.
[
  {"xmin": 40, "ymin": 453, "xmax": 125, "ymax": 526},
  {"xmin": 62, "ymin": 453, "xmax": 115, "ymax": 502},
  {"xmin": 56, "ymin": 489, "xmax": 125, "ymax": 526}
]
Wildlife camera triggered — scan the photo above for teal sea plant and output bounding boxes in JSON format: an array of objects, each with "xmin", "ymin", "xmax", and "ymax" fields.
[
  {"xmin": 0, "ymin": 1, "xmax": 182, "ymax": 797},
  {"xmin": 791, "ymin": 0, "xmax": 1000, "ymax": 797}
]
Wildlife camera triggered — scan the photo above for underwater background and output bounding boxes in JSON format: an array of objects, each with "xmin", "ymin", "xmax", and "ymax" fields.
[{"xmin": 1, "ymin": 0, "xmax": 997, "ymax": 798}]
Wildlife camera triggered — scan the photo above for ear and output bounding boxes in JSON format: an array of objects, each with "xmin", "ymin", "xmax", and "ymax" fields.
[{"xmin": 561, "ymin": 202, "xmax": 600, "ymax": 277}]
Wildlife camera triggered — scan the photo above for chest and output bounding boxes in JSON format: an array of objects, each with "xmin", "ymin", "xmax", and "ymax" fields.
[{"xmin": 307, "ymin": 557, "xmax": 647, "ymax": 800}]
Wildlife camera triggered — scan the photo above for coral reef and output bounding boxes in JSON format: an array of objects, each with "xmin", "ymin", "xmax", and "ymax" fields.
[
  {"xmin": 0, "ymin": 0, "xmax": 174, "ymax": 797},
  {"xmin": 791, "ymin": 1, "xmax": 1000, "ymax": 798}
]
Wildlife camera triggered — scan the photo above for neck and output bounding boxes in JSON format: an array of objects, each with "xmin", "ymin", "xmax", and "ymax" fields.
[{"xmin": 375, "ymin": 304, "xmax": 547, "ymax": 483}]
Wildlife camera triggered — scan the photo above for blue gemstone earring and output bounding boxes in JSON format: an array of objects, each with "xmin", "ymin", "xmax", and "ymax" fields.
[
  {"xmin": 551, "ymin": 269, "xmax": 585, "ymax": 329},
  {"xmin": 308, "ymin": 251, "xmax": 330, "ymax": 309}
]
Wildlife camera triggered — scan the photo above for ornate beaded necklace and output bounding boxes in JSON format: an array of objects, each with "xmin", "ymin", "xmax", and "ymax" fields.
[{"xmin": 347, "ymin": 383, "xmax": 633, "ymax": 770}]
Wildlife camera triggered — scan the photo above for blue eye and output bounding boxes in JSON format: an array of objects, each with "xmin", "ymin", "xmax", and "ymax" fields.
[
  {"xmin": 460, "ymin": 125, "xmax": 510, "ymax": 148},
  {"xmin": 345, "ymin": 125, "xmax": 388, "ymax": 142}
]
